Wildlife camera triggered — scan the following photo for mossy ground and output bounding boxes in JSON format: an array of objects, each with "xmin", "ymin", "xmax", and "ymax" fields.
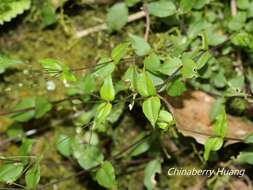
[{"xmin": 0, "ymin": 4, "xmax": 228, "ymax": 190}]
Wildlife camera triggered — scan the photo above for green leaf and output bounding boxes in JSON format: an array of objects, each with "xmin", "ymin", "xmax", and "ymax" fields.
[
  {"xmin": 167, "ymin": 78, "xmax": 186, "ymax": 97},
  {"xmin": 41, "ymin": 2, "xmax": 57, "ymax": 28},
  {"xmin": 208, "ymin": 28, "xmax": 227, "ymax": 46},
  {"xmin": 142, "ymin": 96, "xmax": 161, "ymax": 127},
  {"xmin": 7, "ymin": 123, "xmax": 24, "ymax": 139},
  {"xmin": 146, "ymin": 71, "xmax": 164, "ymax": 86},
  {"xmin": 144, "ymin": 53, "xmax": 161, "ymax": 72},
  {"xmin": 199, "ymin": 32, "xmax": 209, "ymax": 50},
  {"xmin": 95, "ymin": 161, "xmax": 117, "ymax": 189},
  {"xmin": 147, "ymin": 1, "xmax": 176, "ymax": 17},
  {"xmin": 25, "ymin": 162, "xmax": 40, "ymax": 189},
  {"xmin": 80, "ymin": 74, "xmax": 97, "ymax": 94},
  {"xmin": 68, "ymin": 73, "xmax": 97, "ymax": 95},
  {"xmin": 231, "ymin": 32, "xmax": 253, "ymax": 49},
  {"xmin": 213, "ymin": 107, "xmax": 227, "ymax": 138},
  {"xmin": 188, "ymin": 20, "xmax": 207, "ymax": 38},
  {"xmin": 180, "ymin": 0, "xmax": 196, "ymax": 13},
  {"xmin": 95, "ymin": 103, "xmax": 112, "ymax": 124},
  {"xmin": 74, "ymin": 108, "xmax": 96, "ymax": 127},
  {"xmin": 181, "ymin": 57, "xmax": 197, "ymax": 79},
  {"xmin": 237, "ymin": 0, "xmax": 249, "ymax": 10},
  {"xmin": 158, "ymin": 110, "xmax": 174, "ymax": 124},
  {"xmin": 228, "ymin": 11, "xmax": 247, "ymax": 31},
  {"xmin": 93, "ymin": 61, "xmax": 115, "ymax": 80},
  {"xmin": 106, "ymin": 2, "xmax": 128, "ymax": 32},
  {"xmin": 129, "ymin": 34, "xmax": 151, "ymax": 56},
  {"xmin": 158, "ymin": 57, "xmax": 182, "ymax": 76},
  {"xmin": 213, "ymin": 72, "xmax": 227, "ymax": 88},
  {"xmin": 40, "ymin": 58, "xmax": 76, "ymax": 82},
  {"xmin": 125, "ymin": 0, "xmax": 141, "ymax": 7},
  {"xmin": 197, "ymin": 51, "xmax": 212, "ymax": 70},
  {"xmin": 73, "ymin": 144, "xmax": 104, "ymax": 170},
  {"xmin": 144, "ymin": 159, "xmax": 161, "ymax": 190},
  {"xmin": 11, "ymin": 98, "xmax": 35, "ymax": 122},
  {"xmin": 107, "ymin": 102, "xmax": 125, "ymax": 123},
  {"xmin": 0, "ymin": 163, "xmax": 24, "ymax": 184},
  {"xmin": 136, "ymin": 71, "xmax": 156, "ymax": 97},
  {"xmin": 129, "ymin": 133, "xmax": 151, "ymax": 156},
  {"xmin": 40, "ymin": 58, "xmax": 62, "ymax": 72},
  {"xmin": 100, "ymin": 75, "xmax": 115, "ymax": 101},
  {"xmin": 19, "ymin": 138, "xmax": 33, "ymax": 165},
  {"xmin": 204, "ymin": 137, "xmax": 223, "ymax": 161},
  {"xmin": 0, "ymin": 0, "xmax": 31, "ymax": 25},
  {"xmin": 157, "ymin": 110, "xmax": 174, "ymax": 130},
  {"xmin": 84, "ymin": 131, "xmax": 99, "ymax": 146},
  {"xmin": 228, "ymin": 75, "xmax": 245, "ymax": 92},
  {"xmin": 111, "ymin": 42, "xmax": 129, "ymax": 64},
  {"xmin": 236, "ymin": 151, "xmax": 253, "ymax": 164},
  {"xmin": 35, "ymin": 96, "xmax": 52, "ymax": 118},
  {"xmin": 209, "ymin": 98, "xmax": 224, "ymax": 122},
  {"xmin": 0, "ymin": 54, "xmax": 22, "ymax": 74},
  {"xmin": 123, "ymin": 64, "xmax": 138, "ymax": 90},
  {"xmin": 244, "ymin": 133, "xmax": 253, "ymax": 143},
  {"xmin": 61, "ymin": 70, "xmax": 77, "ymax": 82},
  {"xmin": 193, "ymin": 0, "xmax": 208, "ymax": 9},
  {"xmin": 247, "ymin": 2, "xmax": 253, "ymax": 17},
  {"xmin": 56, "ymin": 134, "xmax": 71, "ymax": 157}
]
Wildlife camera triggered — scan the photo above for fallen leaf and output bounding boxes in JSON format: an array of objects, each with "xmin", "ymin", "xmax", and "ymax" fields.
[
  {"xmin": 167, "ymin": 91, "xmax": 253, "ymax": 145},
  {"xmin": 230, "ymin": 179, "xmax": 251, "ymax": 190}
]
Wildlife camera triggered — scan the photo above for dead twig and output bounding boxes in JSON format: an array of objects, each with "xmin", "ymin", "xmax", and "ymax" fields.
[
  {"xmin": 143, "ymin": 0, "xmax": 150, "ymax": 41},
  {"xmin": 75, "ymin": 11, "xmax": 146, "ymax": 38},
  {"xmin": 231, "ymin": 0, "xmax": 237, "ymax": 17}
]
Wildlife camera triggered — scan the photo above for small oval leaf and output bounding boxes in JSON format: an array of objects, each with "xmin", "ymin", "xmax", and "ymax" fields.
[{"xmin": 142, "ymin": 96, "xmax": 161, "ymax": 127}]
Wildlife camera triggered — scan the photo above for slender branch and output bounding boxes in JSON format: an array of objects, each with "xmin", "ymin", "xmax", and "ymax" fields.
[
  {"xmin": 157, "ymin": 65, "xmax": 183, "ymax": 93},
  {"xmin": 143, "ymin": 0, "xmax": 150, "ymax": 41},
  {"xmin": 0, "ymin": 95, "xmax": 81, "ymax": 117},
  {"xmin": 231, "ymin": 0, "xmax": 237, "ymax": 17},
  {"xmin": 75, "ymin": 11, "xmax": 146, "ymax": 38},
  {"xmin": 70, "ymin": 60, "xmax": 111, "ymax": 72},
  {"xmin": 109, "ymin": 132, "xmax": 151, "ymax": 160}
]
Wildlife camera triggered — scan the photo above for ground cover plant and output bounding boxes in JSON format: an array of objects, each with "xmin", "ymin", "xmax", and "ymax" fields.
[{"xmin": 1, "ymin": 0, "xmax": 253, "ymax": 189}]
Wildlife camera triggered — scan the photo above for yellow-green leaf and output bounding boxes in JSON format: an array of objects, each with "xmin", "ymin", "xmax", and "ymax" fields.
[
  {"xmin": 142, "ymin": 96, "xmax": 161, "ymax": 127},
  {"xmin": 136, "ymin": 71, "xmax": 156, "ymax": 97},
  {"xmin": 111, "ymin": 42, "xmax": 129, "ymax": 64},
  {"xmin": 100, "ymin": 75, "xmax": 115, "ymax": 101},
  {"xmin": 96, "ymin": 161, "xmax": 117, "ymax": 189}
]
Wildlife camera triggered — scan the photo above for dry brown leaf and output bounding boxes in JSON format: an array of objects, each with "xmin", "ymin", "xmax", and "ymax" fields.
[
  {"xmin": 231, "ymin": 179, "xmax": 252, "ymax": 190},
  {"xmin": 167, "ymin": 91, "xmax": 253, "ymax": 145}
]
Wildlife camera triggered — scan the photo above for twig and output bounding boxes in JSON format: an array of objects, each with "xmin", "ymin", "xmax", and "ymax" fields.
[
  {"xmin": 75, "ymin": 11, "xmax": 146, "ymax": 38},
  {"xmin": 143, "ymin": 0, "xmax": 150, "ymax": 41},
  {"xmin": 0, "ymin": 95, "xmax": 81, "ymax": 117},
  {"xmin": 231, "ymin": 0, "xmax": 237, "ymax": 17},
  {"xmin": 109, "ymin": 132, "xmax": 151, "ymax": 160},
  {"xmin": 157, "ymin": 94, "xmax": 174, "ymax": 114},
  {"xmin": 157, "ymin": 65, "xmax": 183, "ymax": 93}
]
